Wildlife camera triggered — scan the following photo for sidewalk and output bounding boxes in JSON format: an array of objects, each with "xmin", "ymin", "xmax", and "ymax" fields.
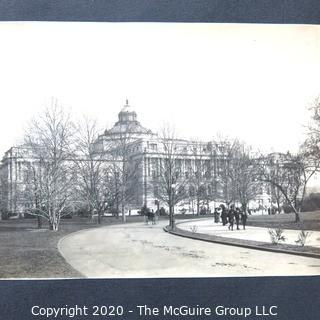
[
  {"xmin": 178, "ymin": 219, "xmax": 320, "ymax": 248},
  {"xmin": 165, "ymin": 218, "xmax": 320, "ymax": 259}
]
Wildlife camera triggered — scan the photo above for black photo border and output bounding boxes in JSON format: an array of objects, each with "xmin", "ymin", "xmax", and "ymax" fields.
[{"xmin": 0, "ymin": 1, "xmax": 319, "ymax": 319}]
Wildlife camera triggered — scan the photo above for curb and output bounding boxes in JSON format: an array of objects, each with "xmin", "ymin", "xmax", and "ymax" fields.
[{"xmin": 163, "ymin": 224, "xmax": 320, "ymax": 260}]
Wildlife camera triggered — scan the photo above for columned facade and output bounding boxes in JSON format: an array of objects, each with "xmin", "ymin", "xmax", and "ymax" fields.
[{"xmin": 0, "ymin": 100, "xmax": 259, "ymax": 217}]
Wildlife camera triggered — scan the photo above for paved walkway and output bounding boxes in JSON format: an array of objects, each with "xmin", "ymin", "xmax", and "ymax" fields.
[
  {"xmin": 178, "ymin": 219, "xmax": 320, "ymax": 248},
  {"xmin": 59, "ymin": 221, "xmax": 320, "ymax": 278}
]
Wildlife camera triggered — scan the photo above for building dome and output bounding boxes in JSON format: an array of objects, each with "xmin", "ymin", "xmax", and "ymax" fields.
[
  {"xmin": 104, "ymin": 99, "xmax": 154, "ymax": 136},
  {"xmin": 118, "ymin": 99, "xmax": 137, "ymax": 122}
]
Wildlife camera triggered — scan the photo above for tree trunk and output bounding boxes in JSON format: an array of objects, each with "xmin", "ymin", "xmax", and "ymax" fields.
[
  {"xmin": 241, "ymin": 202, "xmax": 247, "ymax": 214},
  {"xmin": 288, "ymin": 203, "xmax": 300, "ymax": 223},
  {"xmin": 37, "ymin": 215, "xmax": 42, "ymax": 229},
  {"xmin": 276, "ymin": 199, "xmax": 281, "ymax": 214},
  {"xmin": 121, "ymin": 204, "xmax": 126, "ymax": 223},
  {"xmin": 196, "ymin": 198, "xmax": 200, "ymax": 216},
  {"xmin": 49, "ymin": 214, "xmax": 59, "ymax": 231},
  {"xmin": 52, "ymin": 221, "xmax": 59, "ymax": 231},
  {"xmin": 116, "ymin": 196, "xmax": 119, "ymax": 219},
  {"xmin": 169, "ymin": 205, "xmax": 175, "ymax": 229},
  {"xmin": 49, "ymin": 221, "xmax": 59, "ymax": 231},
  {"xmin": 89, "ymin": 205, "xmax": 93, "ymax": 220}
]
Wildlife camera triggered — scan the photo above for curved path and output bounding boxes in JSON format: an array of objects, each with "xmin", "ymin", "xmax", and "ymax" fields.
[
  {"xmin": 59, "ymin": 221, "xmax": 320, "ymax": 278},
  {"xmin": 179, "ymin": 219, "xmax": 320, "ymax": 248}
]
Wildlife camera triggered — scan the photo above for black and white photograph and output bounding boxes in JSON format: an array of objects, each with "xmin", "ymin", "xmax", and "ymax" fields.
[{"xmin": 0, "ymin": 22, "xmax": 319, "ymax": 280}]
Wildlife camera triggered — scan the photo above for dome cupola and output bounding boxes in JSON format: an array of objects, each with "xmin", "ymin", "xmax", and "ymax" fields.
[
  {"xmin": 118, "ymin": 99, "xmax": 137, "ymax": 123},
  {"xmin": 103, "ymin": 99, "xmax": 155, "ymax": 137}
]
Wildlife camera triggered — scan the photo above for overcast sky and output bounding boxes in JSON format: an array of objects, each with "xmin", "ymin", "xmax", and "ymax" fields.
[{"xmin": 0, "ymin": 23, "xmax": 319, "ymax": 157}]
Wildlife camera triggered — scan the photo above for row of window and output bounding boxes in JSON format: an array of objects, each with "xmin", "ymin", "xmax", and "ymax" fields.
[
  {"xmin": 146, "ymin": 143, "xmax": 217, "ymax": 154},
  {"xmin": 153, "ymin": 184, "xmax": 223, "ymax": 197},
  {"xmin": 145, "ymin": 158, "xmax": 227, "ymax": 177}
]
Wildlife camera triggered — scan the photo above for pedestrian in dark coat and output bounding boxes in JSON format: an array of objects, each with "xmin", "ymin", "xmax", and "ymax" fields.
[
  {"xmin": 214, "ymin": 208, "xmax": 220, "ymax": 223},
  {"xmin": 241, "ymin": 211, "xmax": 248, "ymax": 230},
  {"xmin": 150, "ymin": 209, "xmax": 155, "ymax": 225},
  {"xmin": 228, "ymin": 207, "xmax": 235, "ymax": 231},
  {"xmin": 146, "ymin": 207, "xmax": 152, "ymax": 225},
  {"xmin": 221, "ymin": 208, "xmax": 228, "ymax": 226},
  {"xmin": 235, "ymin": 208, "xmax": 240, "ymax": 230},
  {"xmin": 141, "ymin": 205, "xmax": 148, "ymax": 224}
]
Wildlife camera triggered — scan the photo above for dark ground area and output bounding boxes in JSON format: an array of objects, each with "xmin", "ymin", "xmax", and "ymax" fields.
[
  {"xmin": 0, "ymin": 215, "xmax": 146, "ymax": 278},
  {"xmin": 246, "ymin": 211, "xmax": 320, "ymax": 231},
  {"xmin": 0, "ymin": 214, "xmax": 195, "ymax": 278}
]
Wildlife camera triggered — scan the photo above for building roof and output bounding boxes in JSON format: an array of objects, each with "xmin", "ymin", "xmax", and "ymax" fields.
[{"xmin": 104, "ymin": 100, "xmax": 154, "ymax": 136}]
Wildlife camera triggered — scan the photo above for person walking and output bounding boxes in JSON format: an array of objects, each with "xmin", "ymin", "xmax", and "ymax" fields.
[
  {"xmin": 235, "ymin": 208, "xmax": 240, "ymax": 230},
  {"xmin": 228, "ymin": 206, "xmax": 235, "ymax": 231},
  {"xmin": 141, "ymin": 205, "xmax": 148, "ymax": 225},
  {"xmin": 151, "ymin": 209, "xmax": 156, "ymax": 225},
  {"xmin": 221, "ymin": 205, "xmax": 228, "ymax": 226},
  {"xmin": 214, "ymin": 208, "xmax": 220, "ymax": 223},
  {"xmin": 241, "ymin": 210, "xmax": 248, "ymax": 230},
  {"xmin": 146, "ymin": 207, "xmax": 152, "ymax": 225},
  {"xmin": 155, "ymin": 208, "xmax": 160, "ymax": 224}
]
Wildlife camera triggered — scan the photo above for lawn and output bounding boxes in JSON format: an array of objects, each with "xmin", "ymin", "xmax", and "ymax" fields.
[
  {"xmin": 247, "ymin": 211, "xmax": 320, "ymax": 231},
  {"xmin": 0, "ymin": 215, "xmax": 145, "ymax": 279},
  {"xmin": 0, "ymin": 213, "xmax": 209, "ymax": 278}
]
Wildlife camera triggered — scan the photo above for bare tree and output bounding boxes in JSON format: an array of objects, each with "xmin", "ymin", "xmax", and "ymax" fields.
[
  {"xmin": 73, "ymin": 117, "xmax": 111, "ymax": 224},
  {"xmin": 297, "ymin": 141, "xmax": 320, "ymax": 211},
  {"xmin": 305, "ymin": 95, "xmax": 320, "ymax": 174},
  {"xmin": 270, "ymin": 181, "xmax": 285, "ymax": 214},
  {"xmin": 210, "ymin": 137, "xmax": 261, "ymax": 212},
  {"xmin": 257, "ymin": 148, "xmax": 320, "ymax": 223},
  {"xmin": 104, "ymin": 163, "xmax": 121, "ymax": 218},
  {"xmin": 105, "ymin": 128, "xmax": 142, "ymax": 223},
  {"xmin": 255, "ymin": 97, "xmax": 320, "ymax": 222},
  {"xmin": 187, "ymin": 140, "xmax": 213, "ymax": 215},
  {"xmin": 24, "ymin": 101, "xmax": 75, "ymax": 230},
  {"xmin": 231, "ymin": 144, "xmax": 260, "ymax": 213},
  {"xmin": 152, "ymin": 126, "xmax": 189, "ymax": 229},
  {"xmin": 23, "ymin": 159, "xmax": 44, "ymax": 228},
  {"xmin": 211, "ymin": 136, "xmax": 239, "ymax": 208},
  {"xmin": 307, "ymin": 96, "xmax": 320, "ymax": 142}
]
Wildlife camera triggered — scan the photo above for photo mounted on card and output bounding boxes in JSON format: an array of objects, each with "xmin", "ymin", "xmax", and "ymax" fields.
[{"xmin": 0, "ymin": 22, "xmax": 319, "ymax": 280}]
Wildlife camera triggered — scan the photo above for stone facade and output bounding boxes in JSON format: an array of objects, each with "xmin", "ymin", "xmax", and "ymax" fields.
[
  {"xmin": 92, "ymin": 101, "xmax": 229, "ymax": 211},
  {"xmin": 0, "ymin": 100, "xmax": 255, "ymax": 217},
  {"xmin": 0, "ymin": 147, "xmax": 34, "ymax": 217}
]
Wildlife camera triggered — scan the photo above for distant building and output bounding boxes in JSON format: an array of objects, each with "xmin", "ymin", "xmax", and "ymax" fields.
[
  {"xmin": 0, "ymin": 100, "xmax": 269, "ymax": 217},
  {"xmin": 0, "ymin": 146, "xmax": 34, "ymax": 217},
  {"xmin": 91, "ymin": 100, "xmax": 226, "ymax": 211}
]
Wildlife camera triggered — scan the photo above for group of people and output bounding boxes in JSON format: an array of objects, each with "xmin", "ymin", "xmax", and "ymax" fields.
[
  {"xmin": 140, "ymin": 203, "xmax": 248, "ymax": 230},
  {"xmin": 141, "ymin": 205, "xmax": 157, "ymax": 225},
  {"xmin": 214, "ymin": 205, "xmax": 248, "ymax": 230}
]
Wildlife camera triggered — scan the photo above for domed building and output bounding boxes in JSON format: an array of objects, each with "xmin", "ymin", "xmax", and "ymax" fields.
[
  {"xmin": 110, "ymin": 99, "xmax": 152, "ymax": 133},
  {"xmin": 91, "ymin": 100, "xmax": 222, "ymax": 210},
  {"xmin": 0, "ymin": 99, "xmax": 269, "ymax": 219},
  {"xmin": 93, "ymin": 100, "xmax": 157, "ymax": 153}
]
